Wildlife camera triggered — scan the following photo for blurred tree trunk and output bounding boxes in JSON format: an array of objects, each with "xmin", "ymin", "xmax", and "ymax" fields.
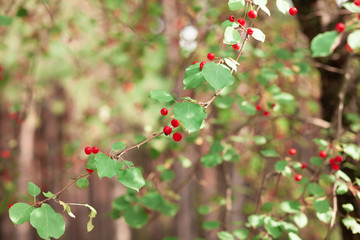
[{"xmin": 293, "ymin": 1, "xmax": 360, "ymax": 239}]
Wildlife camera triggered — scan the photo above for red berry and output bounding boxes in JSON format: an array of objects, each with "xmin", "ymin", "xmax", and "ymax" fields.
[
  {"xmin": 0, "ymin": 65, "xmax": 2, "ymax": 72},
  {"xmin": 1, "ymin": 150, "xmax": 10, "ymax": 158},
  {"xmin": 163, "ymin": 126, "xmax": 172, "ymax": 135},
  {"xmin": 91, "ymin": 146, "xmax": 99, "ymax": 154},
  {"xmin": 263, "ymin": 111, "xmax": 270, "ymax": 116},
  {"xmin": 335, "ymin": 23, "xmax": 345, "ymax": 33},
  {"xmin": 301, "ymin": 163, "xmax": 307, "ymax": 169},
  {"xmin": 192, "ymin": 61, "xmax": 198, "ymax": 65},
  {"xmin": 86, "ymin": 168, "xmax": 94, "ymax": 173},
  {"xmin": 345, "ymin": 43, "xmax": 353, "ymax": 53},
  {"xmin": 200, "ymin": 61, "xmax": 206, "ymax": 70},
  {"xmin": 329, "ymin": 158, "xmax": 335, "ymax": 164},
  {"xmin": 355, "ymin": 0, "xmax": 360, "ymax": 6},
  {"xmin": 161, "ymin": 108, "xmax": 168, "ymax": 116},
  {"xmin": 237, "ymin": 18, "xmax": 246, "ymax": 26},
  {"xmin": 358, "ymin": 13, "xmax": 360, "ymax": 20},
  {"xmin": 173, "ymin": 132, "xmax": 182, "ymax": 142},
  {"xmin": 289, "ymin": 148, "xmax": 296, "ymax": 156},
  {"xmin": 331, "ymin": 163, "xmax": 340, "ymax": 171},
  {"xmin": 248, "ymin": 10, "xmax": 257, "ymax": 19},
  {"xmin": 84, "ymin": 147, "xmax": 92, "ymax": 155},
  {"xmin": 229, "ymin": 15, "xmax": 235, "ymax": 22},
  {"xmin": 319, "ymin": 150, "xmax": 327, "ymax": 158},
  {"xmin": 171, "ymin": 119, "xmax": 180, "ymax": 128},
  {"xmin": 271, "ymin": 103, "xmax": 276, "ymax": 108},
  {"xmin": 247, "ymin": 28, "xmax": 254, "ymax": 35},
  {"xmin": 256, "ymin": 105, "xmax": 262, "ymax": 111},
  {"xmin": 294, "ymin": 174, "xmax": 302, "ymax": 182},
  {"xmin": 232, "ymin": 43, "xmax": 240, "ymax": 51},
  {"xmin": 335, "ymin": 155, "xmax": 342, "ymax": 163},
  {"xmin": 289, "ymin": 7, "xmax": 298, "ymax": 16},
  {"xmin": 207, "ymin": 52, "xmax": 215, "ymax": 61},
  {"xmin": 8, "ymin": 204, "xmax": 14, "ymax": 209}
]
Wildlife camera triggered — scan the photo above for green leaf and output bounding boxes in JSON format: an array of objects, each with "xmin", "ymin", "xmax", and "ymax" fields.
[
  {"xmin": 276, "ymin": 0, "xmax": 293, "ymax": 14},
  {"xmin": 9, "ymin": 203, "xmax": 35, "ymax": 225},
  {"xmin": 112, "ymin": 141, "xmax": 126, "ymax": 151},
  {"xmin": 217, "ymin": 231, "xmax": 234, "ymax": 240},
  {"xmin": 157, "ymin": 200, "xmax": 179, "ymax": 216},
  {"xmin": 86, "ymin": 155, "xmax": 96, "ymax": 170},
  {"xmin": 273, "ymin": 92, "xmax": 294, "ymax": 103},
  {"xmin": 313, "ymin": 199, "xmax": 330, "ymax": 213},
  {"xmin": 251, "ymin": 28, "xmax": 266, "ymax": 42},
  {"xmin": 224, "ymin": 58, "xmax": 239, "ymax": 72},
  {"xmin": 202, "ymin": 63, "xmax": 234, "ymax": 91},
  {"xmin": 257, "ymin": 68, "xmax": 278, "ymax": 85},
  {"xmin": 316, "ymin": 208, "xmax": 333, "ymax": 223},
  {"xmin": 262, "ymin": 202, "xmax": 273, "ymax": 213},
  {"xmin": 140, "ymin": 192, "xmax": 163, "ymax": 210},
  {"xmin": 174, "ymin": 102, "xmax": 207, "ymax": 133},
  {"xmin": 264, "ymin": 217, "xmax": 282, "ymax": 238},
  {"xmin": 30, "ymin": 204, "xmax": 65, "ymax": 239},
  {"xmin": 260, "ymin": 149, "xmax": 280, "ymax": 157},
  {"xmin": 223, "ymin": 26, "xmax": 241, "ymax": 45},
  {"xmin": 342, "ymin": 203, "xmax": 354, "ymax": 212},
  {"xmin": 274, "ymin": 160, "xmax": 287, "ymax": 172},
  {"xmin": 43, "ymin": 191, "xmax": 55, "ymax": 198},
  {"xmin": 233, "ymin": 228, "xmax": 249, "ymax": 239},
  {"xmin": 59, "ymin": 201, "xmax": 76, "ymax": 218},
  {"xmin": 228, "ymin": 0, "xmax": 245, "ymax": 11},
  {"xmin": 337, "ymin": 181, "xmax": 348, "ymax": 195},
  {"xmin": 343, "ymin": 143, "xmax": 360, "ymax": 160},
  {"xmin": 336, "ymin": 170, "xmax": 351, "ymax": 182},
  {"xmin": 238, "ymin": 100, "xmax": 256, "ymax": 115},
  {"xmin": 247, "ymin": 215, "xmax": 264, "ymax": 227},
  {"xmin": 342, "ymin": 2, "xmax": 360, "ymax": 13},
  {"xmin": 293, "ymin": 212, "xmax": 308, "ymax": 228},
  {"xmin": 279, "ymin": 221, "xmax": 298, "ymax": 233},
  {"xmin": 202, "ymin": 220, "xmax": 220, "ymax": 229},
  {"xmin": 280, "ymin": 201, "xmax": 302, "ymax": 213},
  {"xmin": 179, "ymin": 156, "xmax": 192, "ymax": 168},
  {"xmin": 0, "ymin": 15, "xmax": 13, "ymax": 26},
  {"xmin": 149, "ymin": 90, "xmax": 175, "ymax": 102},
  {"xmin": 313, "ymin": 138, "xmax": 328, "ymax": 148},
  {"xmin": 76, "ymin": 178, "xmax": 89, "ymax": 189},
  {"xmin": 254, "ymin": 0, "xmax": 270, "ymax": 16},
  {"xmin": 95, "ymin": 153, "xmax": 117, "ymax": 179},
  {"xmin": 198, "ymin": 205, "xmax": 211, "ymax": 215},
  {"xmin": 112, "ymin": 196, "xmax": 131, "ymax": 211},
  {"xmin": 288, "ymin": 232, "xmax": 302, "ymax": 240},
  {"xmin": 310, "ymin": 157, "xmax": 323, "ymax": 166},
  {"xmin": 28, "ymin": 182, "xmax": 41, "ymax": 197},
  {"xmin": 85, "ymin": 204, "xmax": 97, "ymax": 232},
  {"xmin": 201, "ymin": 153, "xmax": 222, "ymax": 168},
  {"xmin": 253, "ymin": 136, "xmax": 267, "ymax": 145},
  {"xmin": 215, "ymin": 96, "xmax": 235, "ymax": 109},
  {"xmin": 117, "ymin": 167, "xmax": 145, "ymax": 192},
  {"xmin": 306, "ymin": 183, "xmax": 325, "ymax": 197},
  {"xmin": 348, "ymin": 30, "xmax": 360, "ymax": 50},
  {"xmin": 342, "ymin": 216, "xmax": 360, "ymax": 234},
  {"xmin": 183, "ymin": 64, "xmax": 206, "ymax": 89},
  {"xmin": 311, "ymin": 31, "xmax": 338, "ymax": 57},
  {"xmin": 161, "ymin": 169, "xmax": 175, "ymax": 181}
]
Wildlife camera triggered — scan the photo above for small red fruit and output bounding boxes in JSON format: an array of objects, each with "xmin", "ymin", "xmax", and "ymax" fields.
[
  {"xmin": 294, "ymin": 174, "xmax": 302, "ymax": 182},
  {"xmin": 329, "ymin": 158, "xmax": 335, "ymax": 164},
  {"xmin": 271, "ymin": 103, "xmax": 276, "ymax": 108},
  {"xmin": 331, "ymin": 163, "xmax": 340, "ymax": 171},
  {"xmin": 171, "ymin": 119, "xmax": 180, "ymax": 128},
  {"xmin": 173, "ymin": 132, "xmax": 182, "ymax": 142},
  {"xmin": 86, "ymin": 168, "xmax": 94, "ymax": 173},
  {"xmin": 207, "ymin": 52, "xmax": 215, "ymax": 61},
  {"xmin": 289, "ymin": 7, "xmax": 298, "ymax": 16},
  {"xmin": 192, "ymin": 61, "xmax": 198, "ymax": 65},
  {"xmin": 232, "ymin": 43, "xmax": 240, "ymax": 51},
  {"xmin": 237, "ymin": 18, "xmax": 246, "ymax": 26},
  {"xmin": 335, "ymin": 155, "xmax": 342, "ymax": 163},
  {"xmin": 319, "ymin": 150, "xmax": 327, "ymax": 158},
  {"xmin": 1, "ymin": 150, "xmax": 10, "ymax": 158},
  {"xmin": 8, "ymin": 204, "xmax": 14, "ymax": 209},
  {"xmin": 248, "ymin": 10, "xmax": 257, "ymax": 19},
  {"xmin": 0, "ymin": 65, "xmax": 2, "ymax": 72},
  {"xmin": 358, "ymin": 13, "xmax": 360, "ymax": 20},
  {"xmin": 229, "ymin": 15, "xmax": 235, "ymax": 22},
  {"xmin": 335, "ymin": 23, "xmax": 345, "ymax": 33},
  {"xmin": 263, "ymin": 111, "xmax": 270, "ymax": 116},
  {"xmin": 355, "ymin": 0, "xmax": 360, "ymax": 6},
  {"xmin": 163, "ymin": 126, "xmax": 172, "ymax": 135},
  {"xmin": 91, "ymin": 146, "xmax": 99, "ymax": 154},
  {"xmin": 301, "ymin": 163, "xmax": 307, "ymax": 169},
  {"xmin": 160, "ymin": 108, "xmax": 168, "ymax": 116},
  {"xmin": 247, "ymin": 28, "xmax": 254, "ymax": 35},
  {"xmin": 256, "ymin": 105, "xmax": 262, "ymax": 111},
  {"xmin": 200, "ymin": 61, "xmax": 206, "ymax": 70},
  {"xmin": 289, "ymin": 148, "xmax": 296, "ymax": 156},
  {"xmin": 345, "ymin": 43, "xmax": 353, "ymax": 53},
  {"xmin": 84, "ymin": 147, "xmax": 92, "ymax": 155}
]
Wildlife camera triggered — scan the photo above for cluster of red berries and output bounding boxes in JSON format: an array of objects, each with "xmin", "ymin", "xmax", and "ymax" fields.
[
  {"xmin": 256, "ymin": 103, "xmax": 275, "ymax": 117},
  {"xmin": 84, "ymin": 146, "xmax": 99, "ymax": 155},
  {"xmin": 288, "ymin": 148, "xmax": 306, "ymax": 182},
  {"xmin": 192, "ymin": 52, "xmax": 216, "ymax": 70},
  {"xmin": 160, "ymin": 108, "xmax": 183, "ymax": 142}
]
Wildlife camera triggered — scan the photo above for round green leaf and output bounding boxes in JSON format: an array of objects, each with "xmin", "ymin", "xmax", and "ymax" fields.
[
  {"xmin": 28, "ymin": 182, "xmax": 41, "ymax": 197},
  {"xmin": 30, "ymin": 204, "xmax": 65, "ymax": 239},
  {"xmin": 112, "ymin": 141, "xmax": 126, "ymax": 151},
  {"xmin": 117, "ymin": 167, "xmax": 145, "ymax": 192},
  {"xmin": 123, "ymin": 205, "xmax": 148, "ymax": 229},
  {"xmin": 348, "ymin": 30, "xmax": 360, "ymax": 50},
  {"xmin": 223, "ymin": 27, "xmax": 241, "ymax": 45},
  {"xmin": 280, "ymin": 201, "xmax": 302, "ymax": 213},
  {"xmin": 95, "ymin": 153, "xmax": 117, "ymax": 179},
  {"xmin": 311, "ymin": 31, "xmax": 338, "ymax": 57},
  {"xmin": 76, "ymin": 178, "xmax": 89, "ymax": 189},
  {"xmin": 202, "ymin": 220, "xmax": 220, "ymax": 229},
  {"xmin": 233, "ymin": 228, "xmax": 249, "ymax": 239},
  {"xmin": 9, "ymin": 203, "xmax": 35, "ymax": 225},
  {"xmin": 276, "ymin": 0, "xmax": 293, "ymax": 14},
  {"xmin": 288, "ymin": 232, "xmax": 302, "ymax": 240},
  {"xmin": 217, "ymin": 231, "xmax": 234, "ymax": 240},
  {"xmin": 149, "ymin": 90, "xmax": 175, "ymax": 102},
  {"xmin": 238, "ymin": 100, "xmax": 256, "ymax": 116},
  {"xmin": 228, "ymin": 0, "xmax": 245, "ymax": 11},
  {"xmin": 183, "ymin": 63, "xmax": 206, "ymax": 89},
  {"xmin": 293, "ymin": 212, "xmax": 308, "ymax": 228},
  {"xmin": 313, "ymin": 199, "xmax": 330, "ymax": 213},
  {"xmin": 342, "ymin": 203, "xmax": 354, "ymax": 212},
  {"xmin": 174, "ymin": 102, "xmax": 207, "ymax": 133},
  {"xmin": 202, "ymin": 63, "xmax": 234, "ymax": 91},
  {"xmin": 201, "ymin": 153, "xmax": 222, "ymax": 168},
  {"xmin": 251, "ymin": 28, "xmax": 266, "ymax": 42},
  {"xmin": 140, "ymin": 192, "xmax": 163, "ymax": 210},
  {"xmin": 306, "ymin": 183, "xmax": 325, "ymax": 197}
]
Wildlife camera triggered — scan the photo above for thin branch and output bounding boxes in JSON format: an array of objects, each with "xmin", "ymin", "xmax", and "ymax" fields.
[
  {"xmin": 222, "ymin": 163, "xmax": 232, "ymax": 231},
  {"xmin": 325, "ymin": 176, "xmax": 339, "ymax": 240}
]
